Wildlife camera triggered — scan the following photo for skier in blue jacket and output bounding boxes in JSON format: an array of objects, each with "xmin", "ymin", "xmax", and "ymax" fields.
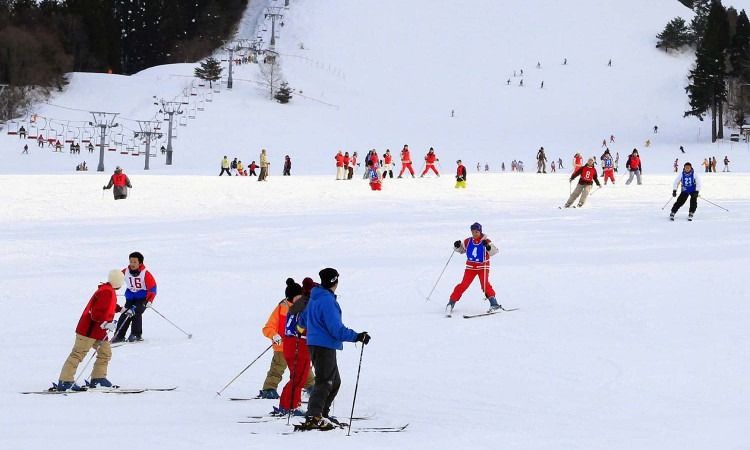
[
  {"xmin": 295, "ymin": 268, "xmax": 371, "ymax": 431},
  {"xmin": 670, "ymin": 162, "xmax": 702, "ymax": 221}
]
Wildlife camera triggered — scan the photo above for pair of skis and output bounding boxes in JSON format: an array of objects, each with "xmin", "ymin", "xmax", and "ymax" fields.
[
  {"xmin": 446, "ymin": 305, "xmax": 519, "ymax": 319},
  {"xmin": 22, "ymin": 386, "xmax": 177, "ymax": 395}
]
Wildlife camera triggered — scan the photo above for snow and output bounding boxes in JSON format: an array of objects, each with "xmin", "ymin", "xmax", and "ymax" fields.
[{"xmin": 1, "ymin": 0, "xmax": 750, "ymax": 448}]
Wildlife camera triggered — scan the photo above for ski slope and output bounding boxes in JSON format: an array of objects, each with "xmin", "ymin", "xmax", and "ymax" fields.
[
  {"xmin": 1, "ymin": 172, "xmax": 749, "ymax": 449},
  {"xmin": 2, "ymin": 0, "xmax": 750, "ymax": 175}
]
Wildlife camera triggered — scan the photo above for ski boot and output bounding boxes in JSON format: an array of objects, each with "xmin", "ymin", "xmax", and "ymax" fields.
[
  {"xmin": 53, "ymin": 380, "xmax": 86, "ymax": 392},
  {"xmin": 669, "ymin": 212, "xmax": 675, "ymax": 221},
  {"xmin": 258, "ymin": 389, "xmax": 280, "ymax": 399},
  {"xmin": 445, "ymin": 300, "xmax": 456, "ymax": 316},
  {"xmin": 127, "ymin": 335, "xmax": 143, "ymax": 342},
  {"xmin": 88, "ymin": 378, "xmax": 115, "ymax": 388},
  {"xmin": 487, "ymin": 297, "xmax": 502, "ymax": 313},
  {"xmin": 688, "ymin": 213, "xmax": 694, "ymax": 221},
  {"xmin": 326, "ymin": 415, "xmax": 348, "ymax": 428},
  {"xmin": 294, "ymin": 416, "xmax": 336, "ymax": 431}
]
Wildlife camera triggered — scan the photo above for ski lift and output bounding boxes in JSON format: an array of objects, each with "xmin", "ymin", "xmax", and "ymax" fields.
[
  {"xmin": 197, "ymin": 80, "xmax": 206, "ymax": 88},
  {"xmin": 6, "ymin": 121, "xmax": 19, "ymax": 135},
  {"xmin": 27, "ymin": 123, "xmax": 38, "ymax": 139},
  {"xmin": 178, "ymin": 116, "xmax": 188, "ymax": 127},
  {"xmin": 124, "ymin": 138, "xmax": 134, "ymax": 154},
  {"xmin": 188, "ymin": 108, "xmax": 197, "ymax": 119},
  {"xmin": 190, "ymin": 86, "xmax": 198, "ymax": 96},
  {"xmin": 82, "ymin": 128, "xmax": 93, "ymax": 143},
  {"xmin": 65, "ymin": 127, "xmax": 78, "ymax": 144}
]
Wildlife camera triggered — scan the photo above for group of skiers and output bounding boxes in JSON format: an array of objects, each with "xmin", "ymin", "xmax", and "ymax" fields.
[
  {"xmin": 258, "ymin": 269, "xmax": 371, "ymax": 431},
  {"xmin": 220, "ymin": 149, "xmax": 274, "ymax": 179},
  {"xmin": 701, "ymin": 156, "xmax": 731, "ymax": 173},
  {"xmin": 332, "ymin": 145, "xmax": 443, "ymax": 190},
  {"xmin": 53, "ymin": 252, "xmax": 157, "ymax": 391}
]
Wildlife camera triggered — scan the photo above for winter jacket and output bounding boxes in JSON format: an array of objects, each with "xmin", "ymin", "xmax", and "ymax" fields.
[
  {"xmin": 626, "ymin": 155, "xmax": 641, "ymax": 172},
  {"xmin": 456, "ymin": 164, "xmax": 467, "ymax": 181},
  {"xmin": 673, "ymin": 171, "xmax": 702, "ymax": 193},
  {"xmin": 537, "ymin": 150, "xmax": 547, "ymax": 162},
  {"xmin": 425, "ymin": 152, "xmax": 438, "ymax": 164},
  {"xmin": 104, "ymin": 172, "xmax": 132, "ymax": 198},
  {"xmin": 401, "ymin": 149, "xmax": 412, "ymax": 164},
  {"xmin": 455, "ymin": 234, "xmax": 499, "ymax": 270},
  {"xmin": 121, "ymin": 264, "xmax": 157, "ymax": 302},
  {"xmin": 298, "ymin": 286, "xmax": 358, "ymax": 350},
  {"xmin": 570, "ymin": 166, "xmax": 601, "ymax": 186},
  {"xmin": 285, "ymin": 295, "xmax": 310, "ymax": 338},
  {"xmin": 369, "ymin": 152, "xmax": 379, "ymax": 166},
  {"xmin": 263, "ymin": 299, "xmax": 290, "ymax": 352},
  {"xmin": 222, "ymin": 158, "xmax": 230, "ymax": 169},
  {"xmin": 343, "ymin": 155, "xmax": 350, "ymax": 167},
  {"xmin": 75, "ymin": 283, "xmax": 118, "ymax": 340},
  {"xmin": 260, "ymin": 151, "xmax": 269, "ymax": 168},
  {"xmin": 335, "ymin": 153, "xmax": 344, "ymax": 167},
  {"xmin": 384, "ymin": 153, "xmax": 392, "ymax": 165},
  {"xmin": 574, "ymin": 155, "xmax": 583, "ymax": 168}
]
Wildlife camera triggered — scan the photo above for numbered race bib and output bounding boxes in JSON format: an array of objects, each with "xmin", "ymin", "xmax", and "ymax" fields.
[
  {"xmin": 466, "ymin": 240, "xmax": 486, "ymax": 263},
  {"xmin": 127, "ymin": 271, "xmax": 147, "ymax": 293}
]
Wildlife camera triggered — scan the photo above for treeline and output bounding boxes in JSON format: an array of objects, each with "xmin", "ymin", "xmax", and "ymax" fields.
[
  {"xmin": 0, "ymin": 0, "xmax": 247, "ymax": 119},
  {"xmin": 658, "ymin": 0, "xmax": 750, "ymax": 141}
]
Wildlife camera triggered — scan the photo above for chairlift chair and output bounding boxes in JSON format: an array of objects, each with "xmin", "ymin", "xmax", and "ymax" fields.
[
  {"xmin": 188, "ymin": 108, "xmax": 197, "ymax": 119},
  {"xmin": 82, "ymin": 128, "xmax": 93, "ymax": 143},
  {"xmin": 190, "ymin": 87, "xmax": 198, "ymax": 96},
  {"xmin": 65, "ymin": 128, "xmax": 76, "ymax": 144},
  {"xmin": 179, "ymin": 116, "xmax": 188, "ymax": 127},
  {"xmin": 6, "ymin": 121, "xmax": 19, "ymax": 135},
  {"xmin": 27, "ymin": 123, "xmax": 38, "ymax": 139}
]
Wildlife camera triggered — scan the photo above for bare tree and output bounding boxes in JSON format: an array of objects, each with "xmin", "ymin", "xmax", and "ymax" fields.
[{"xmin": 258, "ymin": 60, "xmax": 284, "ymax": 99}]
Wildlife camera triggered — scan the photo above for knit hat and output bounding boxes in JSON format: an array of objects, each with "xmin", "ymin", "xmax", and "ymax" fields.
[
  {"xmin": 285, "ymin": 278, "xmax": 303, "ymax": 299},
  {"xmin": 319, "ymin": 268, "xmax": 339, "ymax": 289},
  {"xmin": 302, "ymin": 277, "xmax": 317, "ymax": 296},
  {"xmin": 470, "ymin": 222, "xmax": 482, "ymax": 233},
  {"xmin": 108, "ymin": 269, "xmax": 125, "ymax": 289}
]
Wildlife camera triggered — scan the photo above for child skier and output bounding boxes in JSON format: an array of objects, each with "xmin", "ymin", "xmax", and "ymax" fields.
[
  {"xmin": 564, "ymin": 158, "xmax": 601, "ymax": 208},
  {"xmin": 455, "ymin": 160, "xmax": 467, "ymax": 188},
  {"xmin": 420, "ymin": 147, "xmax": 440, "ymax": 177},
  {"xmin": 670, "ymin": 162, "xmax": 701, "ymax": 221}
]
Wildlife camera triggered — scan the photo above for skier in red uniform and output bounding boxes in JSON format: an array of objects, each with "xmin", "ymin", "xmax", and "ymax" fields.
[
  {"xmin": 398, "ymin": 145, "xmax": 415, "ymax": 178},
  {"xmin": 382, "ymin": 149, "xmax": 394, "ymax": 178},
  {"xmin": 572, "ymin": 153, "xmax": 583, "ymax": 173},
  {"xmin": 447, "ymin": 223, "xmax": 501, "ymax": 314},
  {"xmin": 420, "ymin": 147, "xmax": 440, "ymax": 177},
  {"xmin": 368, "ymin": 162, "xmax": 382, "ymax": 190},
  {"xmin": 103, "ymin": 166, "xmax": 132, "ymax": 200},
  {"xmin": 564, "ymin": 158, "xmax": 601, "ymax": 208},
  {"xmin": 334, "ymin": 151, "xmax": 345, "ymax": 180}
]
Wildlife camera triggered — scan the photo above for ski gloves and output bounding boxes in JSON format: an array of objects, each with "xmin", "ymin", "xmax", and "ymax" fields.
[
  {"xmin": 101, "ymin": 321, "xmax": 117, "ymax": 332},
  {"xmin": 356, "ymin": 332, "xmax": 371, "ymax": 345},
  {"xmin": 673, "ymin": 190, "xmax": 677, "ymax": 197},
  {"xmin": 454, "ymin": 240, "xmax": 461, "ymax": 249},
  {"xmin": 272, "ymin": 334, "xmax": 283, "ymax": 345}
]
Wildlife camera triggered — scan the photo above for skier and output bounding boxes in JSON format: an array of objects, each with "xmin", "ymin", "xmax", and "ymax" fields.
[
  {"xmin": 274, "ymin": 277, "xmax": 318, "ymax": 416},
  {"xmin": 614, "ymin": 152, "xmax": 620, "ymax": 173},
  {"xmin": 237, "ymin": 160, "xmax": 244, "ymax": 176},
  {"xmin": 348, "ymin": 152, "xmax": 358, "ymax": 179},
  {"xmin": 601, "ymin": 149, "xmax": 615, "ymax": 184},
  {"xmin": 484, "ymin": 163, "xmax": 489, "ymax": 172},
  {"xmin": 382, "ymin": 149, "xmax": 394, "ymax": 178},
  {"xmin": 723, "ymin": 155, "xmax": 730, "ymax": 172},
  {"xmin": 551, "ymin": 160, "xmax": 556, "ymax": 172},
  {"xmin": 248, "ymin": 161, "xmax": 258, "ymax": 176},
  {"xmin": 88, "ymin": 142, "xmax": 94, "ymax": 153},
  {"xmin": 342, "ymin": 152, "xmax": 350, "ymax": 176},
  {"xmin": 334, "ymin": 150, "xmax": 344, "ymax": 180},
  {"xmin": 260, "ymin": 278, "xmax": 315, "ymax": 400},
  {"xmin": 564, "ymin": 158, "xmax": 601, "ymax": 208},
  {"xmin": 702, "ymin": 158, "xmax": 710, "ymax": 173},
  {"xmin": 258, "ymin": 149, "xmax": 269, "ymax": 181},
  {"xmin": 283, "ymin": 155, "xmax": 291, "ymax": 176},
  {"xmin": 673, "ymin": 158, "xmax": 679, "ymax": 173},
  {"xmin": 160, "ymin": 145, "xmax": 166, "ymax": 155},
  {"xmin": 19, "ymin": 125, "xmax": 26, "ymax": 139},
  {"xmin": 112, "ymin": 252, "xmax": 157, "ymax": 343},
  {"xmin": 398, "ymin": 145, "xmax": 415, "ymax": 178},
  {"xmin": 680, "ymin": 145, "xmax": 686, "ymax": 154},
  {"xmin": 610, "ymin": 134, "xmax": 615, "ymax": 143},
  {"xmin": 54, "ymin": 270, "xmax": 126, "ymax": 391},
  {"xmin": 670, "ymin": 162, "xmax": 701, "ymax": 221},
  {"xmin": 446, "ymin": 222, "xmax": 501, "ymax": 314},
  {"xmin": 367, "ymin": 161, "xmax": 383, "ymax": 191},
  {"xmin": 558, "ymin": 157, "xmax": 564, "ymax": 169},
  {"xmin": 501, "ymin": 162, "xmax": 505, "ymax": 171},
  {"xmin": 536, "ymin": 147, "xmax": 547, "ymax": 173},
  {"xmin": 455, "ymin": 160, "xmax": 467, "ymax": 189},
  {"xmin": 477, "ymin": 162, "xmax": 481, "ymax": 172},
  {"xmin": 37, "ymin": 134, "xmax": 45, "ymax": 148},
  {"xmin": 231, "ymin": 157, "xmax": 238, "ymax": 175},
  {"xmin": 573, "ymin": 153, "xmax": 583, "ymax": 173},
  {"xmin": 608, "ymin": 59, "xmax": 612, "ymax": 67},
  {"xmin": 22, "ymin": 144, "xmax": 28, "ymax": 154},
  {"xmin": 645, "ymin": 139, "xmax": 651, "ymax": 148},
  {"xmin": 103, "ymin": 166, "xmax": 132, "ymax": 200},
  {"xmin": 653, "ymin": 125, "xmax": 658, "ymax": 134},
  {"xmin": 296, "ymin": 268, "xmax": 371, "ymax": 431},
  {"xmin": 625, "ymin": 149, "xmax": 642, "ymax": 185},
  {"xmin": 420, "ymin": 147, "xmax": 440, "ymax": 177}
]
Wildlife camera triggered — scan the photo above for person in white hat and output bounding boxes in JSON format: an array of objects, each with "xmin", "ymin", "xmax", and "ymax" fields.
[{"xmin": 54, "ymin": 270, "xmax": 127, "ymax": 391}]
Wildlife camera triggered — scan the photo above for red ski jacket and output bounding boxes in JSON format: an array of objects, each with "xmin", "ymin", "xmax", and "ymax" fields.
[
  {"xmin": 384, "ymin": 153, "xmax": 392, "ymax": 165},
  {"xmin": 75, "ymin": 283, "xmax": 119, "ymax": 340},
  {"xmin": 335, "ymin": 154, "xmax": 344, "ymax": 167},
  {"xmin": 570, "ymin": 166, "xmax": 601, "ymax": 186},
  {"xmin": 425, "ymin": 153, "xmax": 437, "ymax": 164},
  {"xmin": 343, "ymin": 155, "xmax": 350, "ymax": 167},
  {"xmin": 401, "ymin": 149, "xmax": 412, "ymax": 164},
  {"xmin": 111, "ymin": 173, "xmax": 128, "ymax": 187}
]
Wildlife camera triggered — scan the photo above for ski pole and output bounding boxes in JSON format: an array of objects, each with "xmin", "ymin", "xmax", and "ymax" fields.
[
  {"xmin": 146, "ymin": 304, "xmax": 192, "ymax": 338},
  {"xmin": 589, "ymin": 186, "xmax": 602, "ymax": 197},
  {"xmin": 661, "ymin": 197, "xmax": 673, "ymax": 210},
  {"xmin": 346, "ymin": 344, "xmax": 366, "ymax": 437},
  {"xmin": 699, "ymin": 196, "xmax": 729, "ymax": 212},
  {"xmin": 426, "ymin": 249, "xmax": 456, "ymax": 302},
  {"xmin": 216, "ymin": 344, "xmax": 273, "ymax": 396}
]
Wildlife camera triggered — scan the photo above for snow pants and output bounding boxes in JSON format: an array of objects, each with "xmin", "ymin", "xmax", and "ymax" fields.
[
  {"xmin": 262, "ymin": 351, "xmax": 287, "ymax": 390},
  {"xmin": 279, "ymin": 337, "xmax": 314, "ymax": 410},
  {"xmin": 603, "ymin": 169, "xmax": 615, "ymax": 184},
  {"xmin": 626, "ymin": 169, "xmax": 642, "ymax": 185},
  {"xmin": 671, "ymin": 191, "xmax": 698, "ymax": 215},
  {"xmin": 421, "ymin": 164, "xmax": 439, "ymax": 177},
  {"xmin": 370, "ymin": 181, "xmax": 382, "ymax": 190},
  {"xmin": 455, "ymin": 180, "xmax": 467, "ymax": 189},
  {"xmin": 336, "ymin": 166, "xmax": 344, "ymax": 180},
  {"xmin": 537, "ymin": 160, "xmax": 546, "ymax": 173},
  {"xmin": 59, "ymin": 334, "xmax": 112, "ymax": 382},
  {"xmin": 399, "ymin": 163, "xmax": 415, "ymax": 177},
  {"xmin": 307, "ymin": 346, "xmax": 341, "ymax": 418},
  {"xmin": 114, "ymin": 298, "xmax": 148, "ymax": 340},
  {"xmin": 449, "ymin": 268, "xmax": 495, "ymax": 302},
  {"xmin": 258, "ymin": 167, "xmax": 268, "ymax": 181},
  {"xmin": 565, "ymin": 183, "xmax": 592, "ymax": 207}
]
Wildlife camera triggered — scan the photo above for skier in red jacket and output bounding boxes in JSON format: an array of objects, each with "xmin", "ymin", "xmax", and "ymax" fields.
[
  {"xmin": 335, "ymin": 151, "xmax": 345, "ymax": 180},
  {"xmin": 398, "ymin": 145, "xmax": 415, "ymax": 178},
  {"xmin": 382, "ymin": 149, "xmax": 394, "ymax": 178},
  {"xmin": 447, "ymin": 222, "xmax": 501, "ymax": 314},
  {"xmin": 55, "ymin": 270, "xmax": 127, "ymax": 391},
  {"xmin": 420, "ymin": 147, "xmax": 440, "ymax": 177},
  {"xmin": 564, "ymin": 158, "xmax": 601, "ymax": 208}
]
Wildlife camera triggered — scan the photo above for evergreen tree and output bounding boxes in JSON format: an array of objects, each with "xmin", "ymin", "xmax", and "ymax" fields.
[
  {"xmin": 685, "ymin": 0, "xmax": 730, "ymax": 141},
  {"xmin": 679, "ymin": 0, "xmax": 694, "ymax": 8},
  {"xmin": 274, "ymin": 81, "xmax": 293, "ymax": 103},
  {"xmin": 691, "ymin": 0, "xmax": 714, "ymax": 45},
  {"xmin": 728, "ymin": 10, "xmax": 750, "ymax": 78},
  {"xmin": 194, "ymin": 56, "xmax": 222, "ymax": 88},
  {"xmin": 656, "ymin": 17, "xmax": 692, "ymax": 51}
]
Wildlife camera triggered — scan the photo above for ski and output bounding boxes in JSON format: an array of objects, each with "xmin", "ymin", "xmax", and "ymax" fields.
[
  {"xmin": 463, "ymin": 307, "xmax": 519, "ymax": 319},
  {"xmin": 22, "ymin": 386, "xmax": 176, "ymax": 395},
  {"xmin": 241, "ymin": 414, "xmax": 372, "ymax": 423},
  {"xmin": 352, "ymin": 424, "xmax": 409, "ymax": 433}
]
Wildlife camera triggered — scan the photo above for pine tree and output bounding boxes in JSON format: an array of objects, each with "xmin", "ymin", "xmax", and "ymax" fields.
[
  {"xmin": 679, "ymin": 0, "xmax": 694, "ymax": 8},
  {"xmin": 685, "ymin": 0, "xmax": 730, "ymax": 141},
  {"xmin": 274, "ymin": 81, "xmax": 293, "ymax": 103},
  {"xmin": 691, "ymin": 0, "xmax": 714, "ymax": 46},
  {"xmin": 656, "ymin": 17, "xmax": 693, "ymax": 51},
  {"xmin": 194, "ymin": 57, "xmax": 223, "ymax": 88},
  {"xmin": 728, "ymin": 10, "xmax": 750, "ymax": 78}
]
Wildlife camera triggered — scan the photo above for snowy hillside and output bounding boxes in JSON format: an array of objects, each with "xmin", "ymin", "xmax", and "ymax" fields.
[{"xmin": 3, "ymin": 0, "xmax": 749, "ymax": 175}]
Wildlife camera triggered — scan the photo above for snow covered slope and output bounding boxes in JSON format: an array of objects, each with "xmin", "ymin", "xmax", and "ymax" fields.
[
  {"xmin": 0, "ymin": 173, "xmax": 748, "ymax": 449},
  {"xmin": 3, "ymin": 0, "xmax": 749, "ymax": 175}
]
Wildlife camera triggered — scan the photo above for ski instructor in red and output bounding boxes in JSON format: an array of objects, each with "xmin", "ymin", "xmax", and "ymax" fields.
[{"xmin": 447, "ymin": 222, "xmax": 501, "ymax": 314}]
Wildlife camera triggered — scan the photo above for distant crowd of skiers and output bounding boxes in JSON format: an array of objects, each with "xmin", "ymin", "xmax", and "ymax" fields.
[{"xmin": 219, "ymin": 149, "xmax": 289, "ymax": 180}]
